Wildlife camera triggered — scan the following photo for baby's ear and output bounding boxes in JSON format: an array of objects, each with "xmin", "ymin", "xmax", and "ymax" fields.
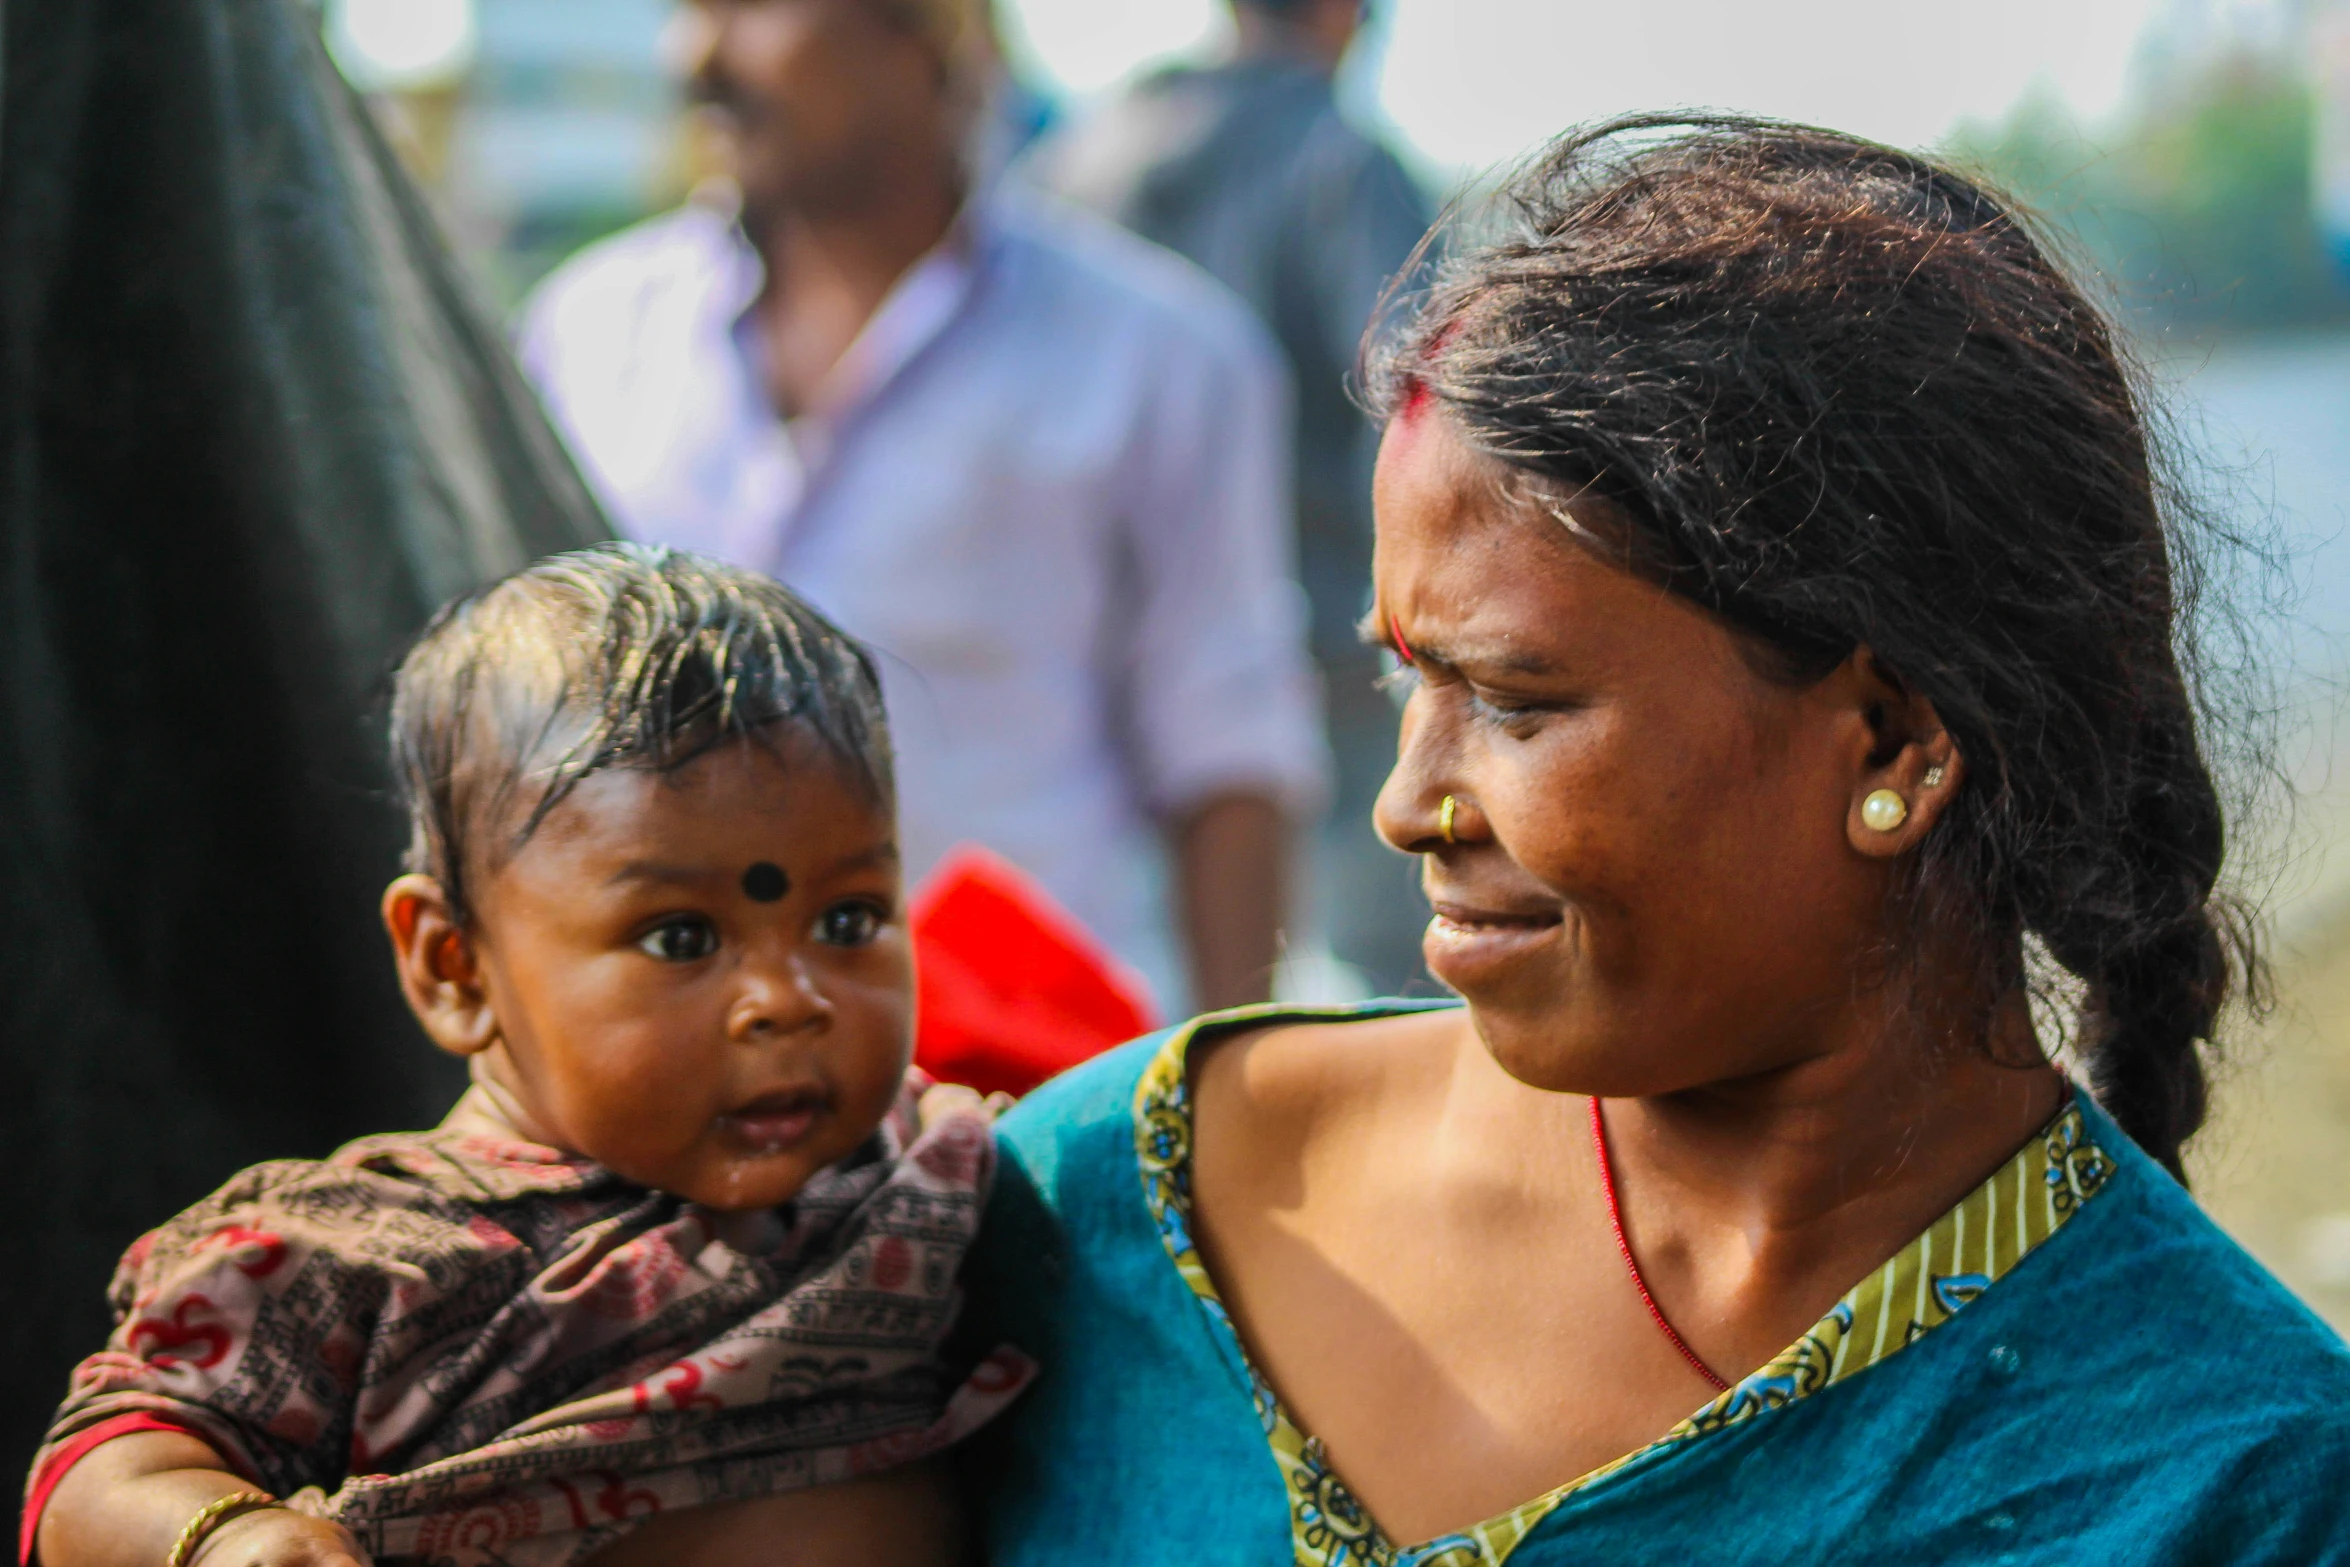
[{"xmin": 381, "ymin": 875, "xmax": 500, "ymax": 1057}]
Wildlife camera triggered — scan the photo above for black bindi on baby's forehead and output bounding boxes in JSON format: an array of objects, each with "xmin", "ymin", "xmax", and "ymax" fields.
[{"xmin": 741, "ymin": 861, "xmax": 790, "ymax": 902}]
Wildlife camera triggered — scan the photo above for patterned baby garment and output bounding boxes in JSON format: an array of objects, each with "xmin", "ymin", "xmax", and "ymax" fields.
[{"xmin": 27, "ymin": 1089, "xmax": 1032, "ymax": 1567}]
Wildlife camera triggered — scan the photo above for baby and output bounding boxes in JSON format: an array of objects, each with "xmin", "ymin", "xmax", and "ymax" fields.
[{"xmin": 26, "ymin": 546, "xmax": 1031, "ymax": 1567}]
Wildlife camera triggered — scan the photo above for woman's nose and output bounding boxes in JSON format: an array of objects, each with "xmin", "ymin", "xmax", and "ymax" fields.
[
  {"xmin": 1373, "ymin": 690, "xmax": 1458, "ymax": 854},
  {"xmin": 727, "ymin": 949, "xmax": 831, "ymax": 1041}
]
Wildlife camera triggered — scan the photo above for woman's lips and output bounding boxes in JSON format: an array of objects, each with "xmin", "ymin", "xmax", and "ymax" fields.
[
  {"xmin": 1424, "ymin": 900, "xmax": 1565, "ymax": 982},
  {"xmin": 721, "ymin": 1087, "xmax": 829, "ymax": 1152}
]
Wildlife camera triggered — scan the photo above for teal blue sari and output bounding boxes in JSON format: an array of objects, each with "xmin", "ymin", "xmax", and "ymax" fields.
[{"xmin": 959, "ymin": 1003, "xmax": 2350, "ymax": 1564}]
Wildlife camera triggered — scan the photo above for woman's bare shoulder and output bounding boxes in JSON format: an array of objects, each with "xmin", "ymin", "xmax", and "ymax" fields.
[{"xmin": 1192, "ymin": 1007, "xmax": 1465, "ymax": 1141}]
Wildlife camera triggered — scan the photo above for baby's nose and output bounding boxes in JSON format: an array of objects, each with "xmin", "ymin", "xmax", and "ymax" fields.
[{"xmin": 727, "ymin": 951, "xmax": 831, "ymax": 1039}]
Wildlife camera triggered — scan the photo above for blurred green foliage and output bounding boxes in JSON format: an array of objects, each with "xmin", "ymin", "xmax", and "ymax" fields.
[{"xmin": 1948, "ymin": 53, "xmax": 2350, "ymax": 333}]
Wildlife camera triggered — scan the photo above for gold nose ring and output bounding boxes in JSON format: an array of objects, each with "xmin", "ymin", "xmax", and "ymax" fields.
[{"xmin": 1439, "ymin": 794, "xmax": 1459, "ymax": 844}]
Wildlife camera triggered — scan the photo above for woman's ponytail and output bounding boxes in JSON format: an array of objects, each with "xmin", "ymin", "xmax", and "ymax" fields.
[{"xmin": 2080, "ymin": 920, "xmax": 2227, "ymax": 1182}]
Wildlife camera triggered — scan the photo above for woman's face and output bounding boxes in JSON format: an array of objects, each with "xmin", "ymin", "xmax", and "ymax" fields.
[{"xmin": 1372, "ymin": 410, "xmax": 1903, "ymax": 1096}]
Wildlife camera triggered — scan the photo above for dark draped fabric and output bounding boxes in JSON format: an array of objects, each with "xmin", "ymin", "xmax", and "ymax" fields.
[{"xmin": 0, "ymin": 0, "xmax": 608, "ymax": 1517}]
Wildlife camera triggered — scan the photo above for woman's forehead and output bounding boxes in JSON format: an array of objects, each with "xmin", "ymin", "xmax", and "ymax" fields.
[{"xmin": 1374, "ymin": 419, "xmax": 1740, "ymax": 682}]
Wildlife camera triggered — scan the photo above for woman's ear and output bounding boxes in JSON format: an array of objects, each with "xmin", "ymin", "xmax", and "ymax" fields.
[
  {"xmin": 381, "ymin": 874, "xmax": 501, "ymax": 1058},
  {"xmin": 1838, "ymin": 647, "xmax": 1964, "ymax": 860}
]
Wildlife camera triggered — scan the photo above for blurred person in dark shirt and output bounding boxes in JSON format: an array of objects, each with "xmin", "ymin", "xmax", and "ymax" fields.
[
  {"xmin": 1032, "ymin": 0, "xmax": 1433, "ymax": 994},
  {"xmin": 0, "ymin": 0, "xmax": 605, "ymax": 1507}
]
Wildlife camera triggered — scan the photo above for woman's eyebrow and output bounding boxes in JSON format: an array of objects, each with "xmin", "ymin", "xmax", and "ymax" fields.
[
  {"xmin": 1358, "ymin": 612, "xmax": 1563, "ymax": 679},
  {"xmin": 1356, "ymin": 609, "xmax": 1457, "ymax": 670},
  {"xmin": 1485, "ymin": 646, "xmax": 1566, "ymax": 677}
]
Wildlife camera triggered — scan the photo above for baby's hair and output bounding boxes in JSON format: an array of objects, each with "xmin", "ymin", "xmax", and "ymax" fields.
[{"xmin": 390, "ymin": 543, "xmax": 892, "ymax": 925}]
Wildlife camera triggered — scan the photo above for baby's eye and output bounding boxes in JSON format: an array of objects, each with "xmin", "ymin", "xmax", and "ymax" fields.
[
  {"xmin": 638, "ymin": 917, "xmax": 720, "ymax": 963},
  {"xmin": 814, "ymin": 900, "xmax": 885, "ymax": 948}
]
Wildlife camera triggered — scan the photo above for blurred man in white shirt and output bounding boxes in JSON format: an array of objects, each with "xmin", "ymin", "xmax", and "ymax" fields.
[
  {"xmin": 519, "ymin": 0, "xmax": 1323, "ymax": 1011},
  {"xmin": 1034, "ymin": 0, "xmax": 1432, "ymax": 995}
]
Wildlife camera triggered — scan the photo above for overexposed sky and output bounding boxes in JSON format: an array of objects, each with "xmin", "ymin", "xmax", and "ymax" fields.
[{"xmin": 1003, "ymin": 0, "xmax": 2178, "ymax": 175}]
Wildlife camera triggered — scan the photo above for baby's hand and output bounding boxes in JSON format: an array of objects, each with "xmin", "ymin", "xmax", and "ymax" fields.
[
  {"xmin": 916, "ymin": 1082, "xmax": 1014, "ymax": 1131},
  {"xmin": 188, "ymin": 1509, "xmax": 368, "ymax": 1567}
]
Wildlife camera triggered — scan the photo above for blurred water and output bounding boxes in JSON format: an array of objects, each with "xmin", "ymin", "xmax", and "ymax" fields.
[
  {"xmin": 2175, "ymin": 332, "xmax": 2350, "ymax": 693},
  {"xmin": 2171, "ymin": 335, "xmax": 2350, "ymax": 1316},
  {"xmin": 2167, "ymin": 330, "xmax": 2350, "ymax": 923}
]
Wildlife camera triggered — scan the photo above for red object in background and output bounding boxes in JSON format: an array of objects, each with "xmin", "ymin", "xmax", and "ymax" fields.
[{"xmin": 910, "ymin": 845, "xmax": 1158, "ymax": 1098}]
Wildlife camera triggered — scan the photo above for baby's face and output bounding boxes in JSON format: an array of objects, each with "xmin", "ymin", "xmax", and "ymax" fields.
[{"xmin": 465, "ymin": 737, "xmax": 911, "ymax": 1210}]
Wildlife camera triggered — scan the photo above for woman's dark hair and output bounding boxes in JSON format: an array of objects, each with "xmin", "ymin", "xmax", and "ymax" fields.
[
  {"xmin": 1372, "ymin": 114, "xmax": 2262, "ymax": 1179},
  {"xmin": 390, "ymin": 543, "xmax": 892, "ymax": 927}
]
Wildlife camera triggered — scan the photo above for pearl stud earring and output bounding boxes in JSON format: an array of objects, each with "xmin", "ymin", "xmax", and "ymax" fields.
[{"xmin": 1861, "ymin": 789, "xmax": 1909, "ymax": 832}]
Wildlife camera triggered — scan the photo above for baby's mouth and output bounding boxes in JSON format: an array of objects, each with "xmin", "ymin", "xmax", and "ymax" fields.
[{"xmin": 721, "ymin": 1085, "xmax": 831, "ymax": 1152}]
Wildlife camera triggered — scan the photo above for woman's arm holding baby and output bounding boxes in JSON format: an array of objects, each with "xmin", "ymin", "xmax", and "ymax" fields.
[
  {"xmin": 40, "ymin": 1441, "xmax": 965, "ymax": 1567},
  {"xmin": 37, "ymin": 1431, "xmax": 366, "ymax": 1567}
]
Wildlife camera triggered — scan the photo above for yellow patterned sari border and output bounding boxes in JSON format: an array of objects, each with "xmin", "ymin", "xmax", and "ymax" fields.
[{"xmin": 1132, "ymin": 1010, "xmax": 2114, "ymax": 1567}]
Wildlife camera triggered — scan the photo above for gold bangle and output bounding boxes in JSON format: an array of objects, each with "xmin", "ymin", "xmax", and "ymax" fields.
[{"xmin": 164, "ymin": 1490, "xmax": 279, "ymax": 1567}]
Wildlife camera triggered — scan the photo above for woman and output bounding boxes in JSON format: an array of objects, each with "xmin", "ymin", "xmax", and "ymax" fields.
[{"xmin": 958, "ymin": 118, "xmax": 2350, "ymax": 1563}]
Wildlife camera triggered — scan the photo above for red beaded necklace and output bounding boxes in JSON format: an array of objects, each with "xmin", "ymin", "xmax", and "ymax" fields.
[{"xmin": 1588, "ymin": 1096, "xmax": 1732, "ymax": 1394}]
